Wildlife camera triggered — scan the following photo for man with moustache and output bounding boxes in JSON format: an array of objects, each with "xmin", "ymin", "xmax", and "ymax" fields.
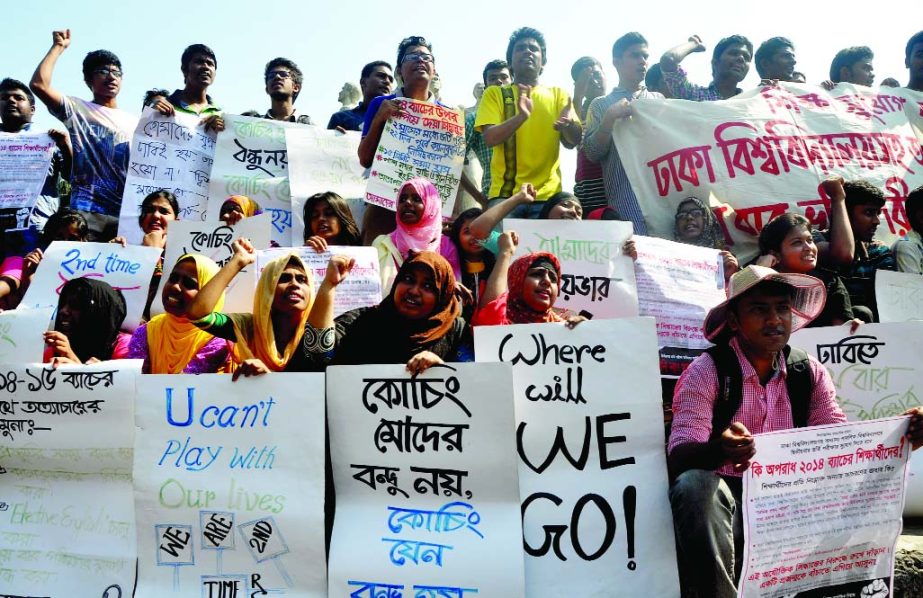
[
  {"xmin": 475, "ymin": 27, "xmax": 582, "ymax": 219},
  {"xmin": 659, "ymin": 34, "xmax": 753, "ymax": 100},
  {"xmin": 582, "ymin": 32, "xmax": 662, "ymax": 233},
  {"xmin": 668, "ymin": 265, "xmax": 923, "ymax": 597},
  {"xmin": 754, "ymin": 37, "xmax": 797, "ymax": 82}
]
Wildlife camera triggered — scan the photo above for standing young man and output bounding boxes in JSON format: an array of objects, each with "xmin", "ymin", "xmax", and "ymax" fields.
[
  {"xmin": 30, "ymin": 29, "xmax": 138, "ymax": 241},
  {"xmin": 659, "ymin": 34, "xmax": 753, "ymax": 100},
  {"xmin": 261, "ymin": 57, "xmax": 312, "ymax": 124},
  {"xmin": 583, "ymin": 32, "xmax": 663, "ymax": 233},
  {"xmin": 328, "ymin": 60, "xmax": 394, "ymax": 132},
  {"xmin": 475, "ymin": 27, "xmax": 581, "ymax": 219}
]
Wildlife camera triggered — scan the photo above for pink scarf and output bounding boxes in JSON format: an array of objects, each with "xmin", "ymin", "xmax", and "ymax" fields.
[{"xmin": 390, "ymin": 178, "xmax": 461, "ymax": 278}]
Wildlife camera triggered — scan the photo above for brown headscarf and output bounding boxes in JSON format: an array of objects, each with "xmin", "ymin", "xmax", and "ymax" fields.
[{"xmin": 385, "ymin": 250, "xmax": 461, "ymax": 345}]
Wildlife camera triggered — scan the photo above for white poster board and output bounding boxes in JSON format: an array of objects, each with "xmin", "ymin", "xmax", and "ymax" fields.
[
  {"xmin": 0, "ymin": 361, "xmax": 140, "ymax": 596},
  {"xmin": 286, "ymin": 127, "xmax": 368, "ymax": 243},
  {"xmin": 876, "ymin": 269, "xmax": 923, "ymax": 322},
  {"xmin": 474, "ymin": 318, "xmax": 680, "ymax": 597},
  {"xmin": 21, "ymin": 241, "xmax": 163, "ymax": 332},
  {"xmin": 0, "ymin": 131, "xmax": 55, "ymax": 210},
  {"xmin": 326, "ymin": 362, "xmax": 526, "ymax": 598},
  {"xmin": 149, "ymin": 213, "xmax": 272, "ymax": 316},
  {"xmin": 133, "ymin": 373, "xmax": 327, "ymax": 597},
  {"xmin": 118, "ymin": 108, "xmax": 216, "ymax": 244},
  {"xmin": 739, "ymin": 417, "xmax": 910, "ymax": 598},
  {"xmin": 0, "ymin": 306, "xmax": 54, "ymax": 363},
  {"xmin": 506, "ymin": 218, "xmax": 639, "ymax": 319},
  {"xmin": 258, "ymin": 246, "xmax": 382, "ymax": 317},
  {"xmin": 365, "ymin": 99, "xmax": 464, "ymax": 218},
  {"xmin": 791, "ymin": 322, "xmax": 923, "ymax": 515},
  {"xmin": 208, "ymin": 115, "xmax": 300, "ymax": 246}
]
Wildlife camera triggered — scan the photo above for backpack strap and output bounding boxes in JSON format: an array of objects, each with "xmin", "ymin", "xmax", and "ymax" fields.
[
  {"xmin": 706, "ymin": 344, "xmax": 742, "ymax": 441},
  {"xmin": 784, "ymin": 346, "xmax": 813, "ymax": 428},
  {"xmin": 706, "ymin": 344, "xmax": 814, "ymax": 438},
  {"xmin": 498, "ymin": 86, "xmax": 519, "ymax": 198}
]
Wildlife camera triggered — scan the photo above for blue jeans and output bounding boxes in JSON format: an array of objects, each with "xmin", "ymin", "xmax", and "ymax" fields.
[{"xmin": 669, "ymin": 469, "xmax": 743, "ymax": 598}]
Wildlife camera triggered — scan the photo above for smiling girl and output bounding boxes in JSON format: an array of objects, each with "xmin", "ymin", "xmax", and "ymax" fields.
[
  {"xmin": 371, "ymin": 177, "xmax": 460, "ymax": 290},
  {"xmin": 127, "ymin": 254, "xmax": 232, "ymax": 373}
]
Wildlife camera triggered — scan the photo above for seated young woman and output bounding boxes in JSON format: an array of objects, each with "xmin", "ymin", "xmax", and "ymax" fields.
[
  {"xmin": 6, "ymin": 208, "xmax": 89, "ymax": 309},
  {"xmin": 303, "ymin": 191, "xmax": 362, "ymax": 252},
  {"xmin": 186, "ymin": 238, "xmax": 327, "ymax": 377},
  {"xmin": 756, "ymin": 212, "xmax": 858, "ymax": 329},
  {"xmin": 372, "ymin": 177, "xmax": 461, "ymax": 291},
  {"xmin": 128, "ymin": 254, "xmax": 233, "ymax": 374},
  {"xmin": 111, "ymin": 189, "xmax": 178, "ymax": 249},
  {"xmin": 291, "ymin": 250, "xmax": 467, "ymax": 375},
  {"xmin": 43, "ymin": 278, "xmax": 129, "ymax": 366},
  {"xmin": 671, "ymin": 196, "xmax": 738, "ymax": 282},
  {"xmin": 219, "ymin": 195, "xmax": 262, "ymax": 226},
  {"xmin": 473, "ymin": 231, "xmax": 584, "ymax": 327}
]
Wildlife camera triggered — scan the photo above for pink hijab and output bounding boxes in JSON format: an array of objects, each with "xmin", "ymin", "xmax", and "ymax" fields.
[{"xmin": 389, "ymin": 177, "xmax": 461, "ymax": 278}]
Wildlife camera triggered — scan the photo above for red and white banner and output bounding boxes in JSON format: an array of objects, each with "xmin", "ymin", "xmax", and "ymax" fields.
[{"xmin": 613, "ymin": 83, "xmax": 923, "ymax": 260}]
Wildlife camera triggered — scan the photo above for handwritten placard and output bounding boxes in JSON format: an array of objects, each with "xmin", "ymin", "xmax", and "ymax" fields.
[
  {"xmin": 613, "ymin": 83, "xmax": 923, "ymax": 261},
  {"xmin": 258, "ymin": 246, "xmax": 382, "ymax": 317},
  {"xmin": 474, "ymin": 318, "xmax": 680, "ymax": 597},
  {"xmin": 0, "ymin": 361, "xmax": 140, "ymax": 596},
  {"xmin": 149, "ymin": 213, "xmax": 272, "ymax": 316},
  {"xmin": 365, "ymin": 99, "xmax": 464, "ymax": 218},
  {"xmin": 739, "ymin": 417, "xmax": 909, "ymax": 598},
  {"xmin": 876, "ymin": 269, "xmax": 923, "ymax": 322},
  {"xmin": 791, "ymin": 322, "xmax": 923, "ymax": 515},
  {"xmin": 507, "ymin": 218, "xmax": 639, "ymax": 319},
  {"xmin": 209, "ymin": 115, "xmax": 303, "ymax": 246},
  {"xmin": 0, "ymin": 131, "xmax": 55, "ymax": 210},
  {"xmin": 286, "ymin": 127, "xmax": 368, "ymax": 243},
  {"xmin": 21, "ymin": 241, "xmax": 163, "ymax": 332},
  {"xmin": 326, "ymin": 362, "xmax": 526, "ymax": 598},
  {"xmin": 633, "ymin": 235, "xmax": 724, "ymax": 348},
  {"xmin": 0, "ymin": 307, "xmax": 54, "ymax": 363},
  {"xmin": 133, "ymin": 373, "xmax": 327, "ymax": 597},
  {"xmin": 117, "ymin": 108, "xmax": 217, "ymax": 245}
]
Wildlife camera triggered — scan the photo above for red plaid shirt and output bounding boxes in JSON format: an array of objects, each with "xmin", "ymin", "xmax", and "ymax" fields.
[{"xmin": 668, "ymin": 337, "xmax": 846, "ymax": 477}]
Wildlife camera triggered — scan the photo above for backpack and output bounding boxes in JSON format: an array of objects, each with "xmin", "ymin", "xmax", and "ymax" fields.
[{"xmin": 705, "ymin": 343, "xmax": 813, "ymax": 440}]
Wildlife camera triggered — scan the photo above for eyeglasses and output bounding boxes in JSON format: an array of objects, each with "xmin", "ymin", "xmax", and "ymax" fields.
[
  {"xmin": 675, "ymin": 208, "xmax": 705, "ymax": 220},
  {"xmin": 403, "ymin": 52, "xmax": 435, "ymax": 64},
  {"xmin": 265, "ymin": 70, "xmax": 293, "ymax": 81},
  {"xmin": 93, "ymin": 67, "xmax": 123, "ymax": 78}
]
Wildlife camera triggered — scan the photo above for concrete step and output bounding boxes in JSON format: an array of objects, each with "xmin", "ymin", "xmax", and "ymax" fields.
[{"xmin": 896, "ymin": 519, "xmax": 923, "ymax": 597}]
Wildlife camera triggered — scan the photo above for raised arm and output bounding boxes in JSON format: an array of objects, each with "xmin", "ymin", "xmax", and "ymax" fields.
[
  {"xmin": 469, "ymin": 183, "xmax": 534, "ymax": 240},
  {"xmin": 307, "ymin": 255, "xmax": 355, "ymax": 330},
  {"xmin": 659, "ymin": 35, "xmax": 706, "ymax": 73},
  {"xmin": 187, "ymin": 238, "xmax": 254, "ymax": 320},
  {"xmin": 480, "ymin": 231, "xmax": 518, "ymax": 307},
  {"xmin": 816, "ymin": 176, "xmax": 855, "ymax": 267},
  {"xmin": 358, "ymin": 99, "xmax": 403, "ymax": 168},
  {"xmin": 30, "ymin": 29, "xmax": 71, "ymax": 112}
]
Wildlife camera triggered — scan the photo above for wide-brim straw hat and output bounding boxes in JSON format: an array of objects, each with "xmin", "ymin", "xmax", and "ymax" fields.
[{"xmin": 703, "ymin": 265, "xmax": 827, "ymax": 343}]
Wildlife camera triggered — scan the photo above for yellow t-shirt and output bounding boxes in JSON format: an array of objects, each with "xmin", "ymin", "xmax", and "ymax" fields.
[{"xmin": 474, "ymin": 84, "xmax": 570, "ymax": 201}]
